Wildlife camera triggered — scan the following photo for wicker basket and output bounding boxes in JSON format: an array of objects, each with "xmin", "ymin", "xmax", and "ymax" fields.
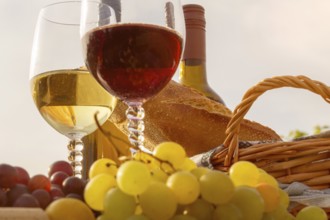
[{"xmin": 210, "ymin": 75, "xmax": 330, "ymax": 190}]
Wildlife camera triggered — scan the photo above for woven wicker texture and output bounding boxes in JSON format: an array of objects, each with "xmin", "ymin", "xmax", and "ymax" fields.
[{"xmin": 211, "ymin": 75, "xmax": 330, "ymax": 189}]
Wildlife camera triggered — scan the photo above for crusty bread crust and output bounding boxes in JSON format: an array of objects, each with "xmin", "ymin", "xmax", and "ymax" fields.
[{"xmin": 109, "ymin": 80, "xmax": 281, "ymax": 156}]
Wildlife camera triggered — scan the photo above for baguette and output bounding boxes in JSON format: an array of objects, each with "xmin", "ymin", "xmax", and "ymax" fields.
[{"xmin": 109, "ymin": 80, "xmax": 281, "ymax": 156}]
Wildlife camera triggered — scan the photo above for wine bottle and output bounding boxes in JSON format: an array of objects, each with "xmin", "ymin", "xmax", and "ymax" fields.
[{"xmin": 180, "ymin": 4, "xmax": 225, "ymax": 105}]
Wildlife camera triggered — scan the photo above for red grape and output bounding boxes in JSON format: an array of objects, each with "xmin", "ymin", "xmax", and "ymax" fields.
[
  {"xmin": 50, "ymin": 185, "xmax": 65, "ymax": 199},
  {"xmin": 13, "ymin": 193, "xmax": 40, "ymax": 208},
  {"xmin": 50, "ymin": 171, "xmax": 69, "ymax": 187},
  {"xmin": 0, "ymin": 163, "xmax": 18, "ymax": 189},
  {"xmin": 28, "ymin": 174, "xmax": 51, "ymax": 192},
  {"xmin": 0, "ymin": 189, "xmax": 7, "ymax": 207},
  {"xmin": 32, "ymin": 189, "xmax": 51, "ymax": 209},
  {"xmin": 48, "ymin": 160, "xmax": 73, "ymax": 177},
  {"xmin": 62, "ymin": 176, "xmax": 85, "ymax": 195},
  {"xmin": 15, "ymin": 166, "xmax": 30, "ymax": 185},
  {"xmin": 6, "ymin": 184, "xmax": 29, "ymax": 205},
  {"xmin": 66, "ymin": 193, "xmax": 84, "ymax": 201}
]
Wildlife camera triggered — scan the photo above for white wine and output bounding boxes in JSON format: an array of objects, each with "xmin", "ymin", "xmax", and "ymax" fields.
[{"xmin": 31, "ymin": 69, "xmax": 117, "ymax": 139}]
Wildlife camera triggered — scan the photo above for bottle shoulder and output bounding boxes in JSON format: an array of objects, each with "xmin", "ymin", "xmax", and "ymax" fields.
[
  {"xmin": 179, "ymin": 60, "xmax": 225, "ymax": 105},
  {"xmin": 197, "ymin": 84, "xmax": 225, "ymax": 104}
]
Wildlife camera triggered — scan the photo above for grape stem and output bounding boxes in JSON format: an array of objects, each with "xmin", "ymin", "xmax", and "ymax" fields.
[
  {"xmin": 93, "ymin": 113, "xmax": 176, "ymax": 174},
  {"xmin": 93, "ymin": 113, "xmax": 137, "ymax": 155},
  {"xmin": 135, "ymin": 151, "xmax": 176, "ymax": 175}
]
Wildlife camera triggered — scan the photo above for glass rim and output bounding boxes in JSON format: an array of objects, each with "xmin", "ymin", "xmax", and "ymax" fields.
[{"xmin": 39, "ymin": 0, "xmax": 111, "ymax": 26}]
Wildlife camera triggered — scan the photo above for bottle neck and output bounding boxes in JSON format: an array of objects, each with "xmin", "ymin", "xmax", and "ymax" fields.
[
  {"xmin": 182, "ymin": 27, "xmax": 206, "ymax": 61},
  {"xmin": 181, "ymin": 4, "xmax": 207, "ymax": 85}
]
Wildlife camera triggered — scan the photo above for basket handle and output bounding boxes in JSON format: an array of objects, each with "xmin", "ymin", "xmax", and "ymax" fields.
[{"xmin": 214, "ymin": 75, "xmax": 330, "ymax": 167}]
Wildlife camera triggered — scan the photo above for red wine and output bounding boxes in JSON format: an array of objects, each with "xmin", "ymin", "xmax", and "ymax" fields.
[{"xmin": 83, "ymin": 23, "xmax": 183, "ymax": 103}]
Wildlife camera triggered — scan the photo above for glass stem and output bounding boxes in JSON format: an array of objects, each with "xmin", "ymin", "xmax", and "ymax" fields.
[
  {"xmin": 125, "ymin": 103, "xmax": 151, "ymax": 153},
  {"xmin": 67, "ymin": 139, "xmax": 84, "ymax": 178}
]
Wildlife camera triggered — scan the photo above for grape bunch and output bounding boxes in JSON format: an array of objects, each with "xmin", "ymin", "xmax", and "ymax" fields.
[
  {"xmin": 0, "ymin": 141, "xmax": 327, "ymax": 220},
  {"xmin": 0, "ymin": 160, "xmax": 87, "ymax": 209},
  {"xmin": 83, "ymin": 142, "xmax": 328, "ymax": 220}
]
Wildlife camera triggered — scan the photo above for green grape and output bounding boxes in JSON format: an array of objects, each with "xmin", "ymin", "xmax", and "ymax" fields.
[
  {"xmin": 256, "ymin": 183, "xmax": 280, "ymax": 212},
  {"xmin": 186, "ymin": 198, "xmax": 214, "ymax": 220},
  {"xmin": 135, "ymin": 204, "xmax": 143, "ymax": 215},
  {"xmin": 103, "ymin": 187, "xmax": 137, "ymax": 220},
  {"xmin": 261, "ymin": 213, "xmax": 274, "ymax": 220},
  {"xmin": 167, "ymin": 171, "xmax": 200, "ymax": 205},
  {"xmin": 199, "ymin": 170, "xmax": 235, "ymax": 205},
  {"xmin": 257, "ymin": 169, "xmax": 278, "ymax": 188},
  {"xmin": 160, "ymin": 162, "xmax": 176, "ymax": 174},
  {"xmin": 213, "ymin": 203, "xmax": 243, "ymax": 220},
  {"xmin": 127, "ymin": 214, "xmax": 150, "ymax": 220},
  {"xmin": 88, "ymin": 158, "xmax": 117, "ymax": 179},
  {"xmin": 133, "ymin": 151, "xmax": 161, "ymax": 170},
  {"xmin": 150, "ymin": 168, "xmax": 168, "ymax": 183},
  {"xmin": 139, "ymin": 182, "xmax": 177, "ymax": 220},
  {"xmin": 178, "ymin": 158, "xmax": 197, "ymax": 171},
  {"xmin": 296, "ymin": 206, "xmax": 327, "ymax": 220},
  {"xmin": 171, "ymin": 214, "xmax": 197, "ymax": 220},
  {"xmin": 231, "ymin": 186, "xmax": 265, "ymax": 220},
  {"xmin": 83, "ymin": 173, "xmax": 116, "ymax": 211},
  {"xmin": 262, "ymin": 204, "xmax": 294, "ymax": 220},
  {"xmin": 116, "ymin": 160, "xmax": 151, "ymax": 196},
  {"xmin": 278, "ymin": 189, "xmax": 290, "ymax": 209},
  {"xmin": 175, "ymin": 204, "xmax": 187, "ymax": 215},
  {"xmin": 286, "ymin": 213, "xmax": 296, "ymax": 220},
  {"xmin": 153, "ymin": 142, "xmax": 186, "ymax": 169},
  {"xmin": 190, "ymin": 167, "xmax": 210, "ymax": 180},
  {"xmin": 96, "ymin": 214, "xmax": 108, "ymax": 220},
  {"xmin": 229, "ymin": 161, "xmax": 260, "ymax": 187}
]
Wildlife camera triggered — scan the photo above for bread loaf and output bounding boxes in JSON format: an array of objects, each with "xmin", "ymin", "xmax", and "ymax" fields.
[
  {"xmin": 0, "ymin": 208, "xmax": 49, "ymax": 220},
  {"xmin": 109, "ymin": 80, "xmax": 281, "ymax": 156}
]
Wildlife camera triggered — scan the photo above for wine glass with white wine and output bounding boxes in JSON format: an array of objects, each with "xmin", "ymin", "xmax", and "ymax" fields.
[{"xmin": 29, "ymin": 1, "xmax": 117, "ymax": 178}]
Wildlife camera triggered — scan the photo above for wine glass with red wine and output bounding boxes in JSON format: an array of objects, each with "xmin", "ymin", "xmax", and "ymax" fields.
[{"xmin": 80, "ymin": 0, "xmax": 185, "ymax": 153}]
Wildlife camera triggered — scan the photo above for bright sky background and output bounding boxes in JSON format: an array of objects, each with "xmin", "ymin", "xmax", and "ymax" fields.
[{"xmin": 1, "ymin": 0, "xmax": 330, "ymax": 176}]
